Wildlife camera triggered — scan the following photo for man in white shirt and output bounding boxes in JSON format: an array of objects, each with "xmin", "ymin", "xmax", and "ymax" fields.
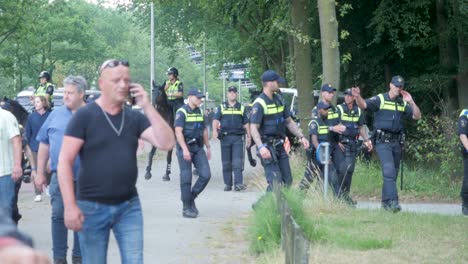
[{"xmin": 0, "ymin": 105, "xmax": 23, "ymax": 219}]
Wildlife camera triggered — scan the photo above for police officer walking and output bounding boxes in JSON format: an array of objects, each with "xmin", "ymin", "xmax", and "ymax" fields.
[
  {"xmin": 35, "ymin": 71, "xmax": 54, "ymax": 104},
  {"xmin": 353, "ymin": 76, "xmax": 421, "ymax": 212},
  {"xmin": 212, "ymin": 86, "xmax": 251, "ymax": 192},
  {"xmin": 165, "ymin": 67, "xmax": 184, "ymax": 116},
  {"xmin": 302, "ymin": 84, "xmax": 345, "ymax": 194},
  {"xmin": 458, "ymin": 107, "xmax": 468, "ymax": 216},
  {"xmin": 250, "ymin": 70, "xmax": 309, "ymax": 191},
  {"xmin": 174, "ymin": 88, "xmax": 211, "ymax": 218},
  {"xmin": 334, "ymin": 89, "xmax": 373, "ymax": 205},
  {"xmin": 300, "ymin": 101, "xmax": 339, "ymax": 190}
]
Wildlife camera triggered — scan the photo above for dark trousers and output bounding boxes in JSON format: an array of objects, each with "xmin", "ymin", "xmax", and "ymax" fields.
[
  {"xmin": 220, "ymin": 135, "xmax": 245, "ymax": 186},
  {"xmin": 168, "ymin": 100, "xmax": 184, "ymax": 118},
  {"xmin": 462, "ymin": 152, "xmax": 468, "ymax": 206},
  {"xmin": 260, "ymin": 144, "xmax": 292, "ymax": 192},
  {"xmin": 375, "ymin": 141, "xmax": 402, "ymax": 203},
  {"xmin": 176, "ymin": 144, "xmax": 211, "ymax": 203},
  {"xmin": 334, "ymin": 142, "xmax": 358, "ymax": 196}
]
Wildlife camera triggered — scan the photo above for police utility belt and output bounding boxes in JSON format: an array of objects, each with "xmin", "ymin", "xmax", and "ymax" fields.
[
  {"xmin": 186, "ymin": 137, "xmax": 203, "ymax": 147},
  {"xmin": 339, "ymin": 135, "xmax": 359, "ymax": 145},
  {"xmin": 262, "ymin": 137, "xmax": 284, "ymax": 148},
  {"xmin": 374, "ymin": 130, "xmax": 405, "ymax": 143}
]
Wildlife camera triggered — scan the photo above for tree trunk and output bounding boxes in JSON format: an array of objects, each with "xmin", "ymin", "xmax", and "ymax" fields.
[
  {"xmin": 436, "ymin": 0, "xmax": 458, "ymax": 112},
  {"xmin": 317, "ymin": 0, "xmax": 340, "ymax": 97},
  {"xmin": 453, "ymin": 0, "xmax": 468, "ymax": 108},
  {"xmin": 290, "ymin": 0, "xmax": 314, "ymax": 130}
]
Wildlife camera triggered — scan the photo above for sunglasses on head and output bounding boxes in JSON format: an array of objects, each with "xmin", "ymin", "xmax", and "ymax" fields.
[{"xmin": 99, "ymin": 60, "xmax": 130, "ymax": 73}]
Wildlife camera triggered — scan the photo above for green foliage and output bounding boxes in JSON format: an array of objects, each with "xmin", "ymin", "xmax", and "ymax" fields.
[
  {"xmin": 406, "ymin": 115, "xmax": 463, "ymax": 179},
  {"xmin": 305, "ymin": 198, "xmax": 467, "ymax": 260},
  {"xmin": 352, "ymin": 159, "xmax": 461, "ymax": 201},
  {"xmin": 281, "ymin": 188, "xmax": 320, "ymax": 241},
  {"xmin": 248, "ymin": 193, "xmax": 281, "ymax": 255}
]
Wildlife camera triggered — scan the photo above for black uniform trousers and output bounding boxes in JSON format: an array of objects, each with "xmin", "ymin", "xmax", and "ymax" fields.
[
  {"xmin": 462, "ymin": 151, "xmax": 468, "ymax": 206},
  {"xmin": 259, "ymin": 143, "xmax": 292, "ymax": 192},
  {"xmin": 375, "ymin": 140, "xmax": 402, "ymax": 204},
  {"xmin": 333, "ymin": 141, "xmax": 359, "ymax": 196},
  {"xmin": 168, "ymin": 99, "xmax": 184, "ymax": 118},
  {"xmin": 220, "ymin": 135, "xmax": 245, "ymax": 186},
  {"xmin": 176, "ymin": 143, "xmax": 211, "ymax": 203}
]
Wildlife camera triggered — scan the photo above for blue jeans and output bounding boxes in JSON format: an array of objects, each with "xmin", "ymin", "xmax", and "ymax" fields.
[
  {"xmin": 77, "ymin": 196, "xmax": 143, "ymax": 264},
  {"xmin": 49, "ymin": 173, "xmax": 81, "ymax": 259},
  {"xmin": 0, "ymin": 175, "xmax": 15, "ymax": 219}
]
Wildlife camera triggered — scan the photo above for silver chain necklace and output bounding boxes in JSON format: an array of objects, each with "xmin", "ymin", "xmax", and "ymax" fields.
[{"xmin": 101, "ymin": 105, "xmax": 125, "ymax": 136}]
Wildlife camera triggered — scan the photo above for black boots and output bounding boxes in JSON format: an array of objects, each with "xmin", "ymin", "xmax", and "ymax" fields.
[{"xmin": 182, "ymin": 202, "xmax": 197, "ymax": 218}]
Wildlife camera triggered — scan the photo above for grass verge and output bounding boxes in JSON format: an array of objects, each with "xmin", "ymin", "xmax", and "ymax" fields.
[
  {"xmin": 303, "ymin": 188, "xmax": 468, "ymax": 263},
  {"xmin": 352, "ymin": 159, "xmax": 462, "ymax": 202},
  {"xmin": 248, "ymin": 192, "xmax": 281, "ymax": 255}
]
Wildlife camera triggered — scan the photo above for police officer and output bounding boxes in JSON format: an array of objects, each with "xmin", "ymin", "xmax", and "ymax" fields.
[
  {"xmin": 212, "ymin": 86, "xmax": 251, "ymax": 191},
  {"xmin": 300, "ymin": 101, "xmax": 338, "ymax": 190},
  {"xmin": 458, "ymin": 107, "xmax": 468, "ymax": 216},
  {"xmin": 306, "ymin": 84, "xmax": 346, "ymax": 194},
  {"xmin": 174, "ymin": 88, "xmax": 211, "ymax": 218},
  {"xmin": 164, "ymin": 67, "xmax": 184, "ymax": 116},
  {"xmin": 353, "ymin": 76, "xmax": 421, "ymax": 212},
  {"xmin": 35, "ymin": 71, "xmax": 54, "ymax": 103},
  {"xmin": 250, "ymin": 70, "xmax": 309, "ymax": 191},
  {"xmin": 334, "ymin": 89, "xmax": 373, "ymax": 205}
]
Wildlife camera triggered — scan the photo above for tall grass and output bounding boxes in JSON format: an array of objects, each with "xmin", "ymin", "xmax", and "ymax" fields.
[
  {"xmin": 248, "ymin": 192, "xmax": 281, "ymax": 255},
  {"xmin": 352, "ymin": 158, "xmax": 462, "ymax": 201}
]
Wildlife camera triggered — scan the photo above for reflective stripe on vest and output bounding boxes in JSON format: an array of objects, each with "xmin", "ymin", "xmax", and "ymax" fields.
[
  {"xmin": 378, "ymin": 94, "xmax": 406, "ymax": 112},
  {"xmin": 311, "ymin": 120, "xmax": 328, "ymax": 135},
  {"xmin": 253, "ymin": 95, "xmax": 286, "ymax": 138},
  {"xmin": 337, "ymin": 104, "xmax": 361, "ymax": 122},
  {"xmin": 253, "ymin": 97, "xmax": 284, "ymax": 114},
  {"xmin": 221, "ymin": 104, "xmax": 244, "ymax": 115},
  {"xmin": 177, "ymin": 107, "xmax": 204, "ymax": 122},
  {"xmin": 460, "ymin": 109, "xmax": 468, "ymax": 118},
  {"xmin": 166, "ymin": 80, "xmax": 181, "ymax": 100},
  {"xmin": 35, "ymin": 83, "xmax": 53, "ymax": 96},
  {"xmin": 177, "ymin": 106, "xmax": 204, "ymax": 139}
]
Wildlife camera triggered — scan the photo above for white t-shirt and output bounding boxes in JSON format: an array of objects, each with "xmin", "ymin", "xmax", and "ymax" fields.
[{"xmin": 0, "ymin": 108, "xmax": 20, "ymax": 177}]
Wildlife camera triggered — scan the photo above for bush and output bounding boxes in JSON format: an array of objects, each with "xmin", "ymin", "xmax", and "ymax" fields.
[{"xmin": 406, "ymin": 114, "xmax": 463, "ymax": 179}]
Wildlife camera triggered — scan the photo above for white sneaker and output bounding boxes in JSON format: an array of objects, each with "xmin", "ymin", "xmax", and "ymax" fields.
[
  {"xmin": 45, "ymin": 186, "xmax": 50, "ymax": 197},
  {"xmin": 34, "ymin": 195, "xmax": 42, "ymax": 202}
]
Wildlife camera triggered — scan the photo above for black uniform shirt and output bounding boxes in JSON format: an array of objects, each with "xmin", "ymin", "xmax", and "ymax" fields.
[
  {"xmin": 365, "ymin": 93, "xmax": 413, "ymax": 132},
  {"xmin": 250, "ymin": 92, "xmax": 290, "ymax": 138}
]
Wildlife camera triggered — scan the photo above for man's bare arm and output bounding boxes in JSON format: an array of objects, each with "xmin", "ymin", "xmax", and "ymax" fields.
[
  {"xmin": 11, "ymin": 136, "xmax": 23, "ymax": 181},
  {"xmin": 285, "ymin": 117, "xmax": 305, "ymax": 138},
  {"xmin": 250, "ymin": 123, "xmax": 263, "ymax": 147},
  {"xmin": 460, "ymin": 134, "xmax": 468, "ymax": 151}
]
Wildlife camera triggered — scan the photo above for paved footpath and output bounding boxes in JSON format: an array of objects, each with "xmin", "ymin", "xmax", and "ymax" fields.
[
  {"xmin": 357, "ymin": 201, "xmax": 463, "ymax": 216},
  {"xmin": 16, "ymin": 140, "xmax": 262, "ymax": 263}
]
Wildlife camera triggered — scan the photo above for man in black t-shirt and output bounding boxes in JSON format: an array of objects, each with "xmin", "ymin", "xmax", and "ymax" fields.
[{"xmin": 57, "ymin": 59, "xmax": 175, "ymax": 263}]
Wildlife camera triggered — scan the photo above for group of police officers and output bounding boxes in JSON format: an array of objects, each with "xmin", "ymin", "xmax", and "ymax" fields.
[{"xmin": 30, "ymin": 68, "xmax": 468, "ymax": 217}]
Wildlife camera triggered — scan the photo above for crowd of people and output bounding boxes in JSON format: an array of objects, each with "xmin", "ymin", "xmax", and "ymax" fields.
[{"xmin": 0, "ymin": 60, "xmax": 467, "ymax": 264}]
